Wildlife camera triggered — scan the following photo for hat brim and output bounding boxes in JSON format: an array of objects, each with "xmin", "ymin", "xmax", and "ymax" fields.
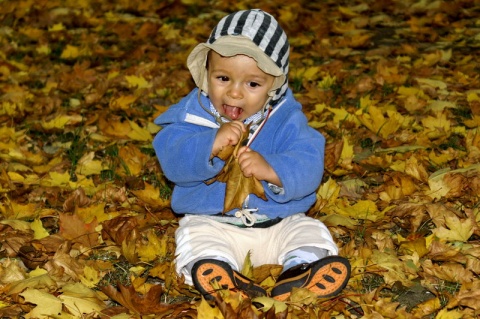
[{"xmin": 187, "ymin": 36, "xmax": 285, "ymax": 95}]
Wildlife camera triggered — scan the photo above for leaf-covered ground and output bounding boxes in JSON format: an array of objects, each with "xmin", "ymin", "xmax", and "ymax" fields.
[{"xmin": 1, "ymin": 0, "xmax": 480, "ymax": 318}]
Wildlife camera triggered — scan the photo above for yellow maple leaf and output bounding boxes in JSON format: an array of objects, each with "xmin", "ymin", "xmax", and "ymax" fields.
[
  {"xmin": 125, "ymin": 75, "xmax": 151, "ymax": 89},
  {"xmin": 5, "ymin": 273, "xmax": 57, "ymax": 295},
  {"xmin": 434, "ymin": 308, "xmax": 464, "ymax": 319},
  {"xmin": 397, "ymin": 234, "xmax": 429, "ymax": 258},
  {"xmin": 427, "ymin": 168, "xmax": 451, "ymax": 200},
  {"xmin": 333, "ymin": 136, "xmax": 354, "ymax": 175},
  {"xmin": 405, "ymin": 156, "xmax": 429, "ymax": 182},
  {"xmin": 0, "ymin": 199, "xmax": 37, "ymax": 220},
  {"xmin": 356, "ymin": 104, "xmax": 403, "ymax": 138},
  {"xmin": 302, "ymin": 66, "xmax": 321, "ymax": 81},
  {"xmin": 131, "ymin": 275, "xmax": 156, "ymax": 294},
  {"xmin": 43, "ymin": 171, "xmax": 71, "ymax": 187},
  {"xmin": 371, "ymin": 250, "xmax": 413, "ymax": 286},
  {"xmin": 316, "ymin": 178, "xmax": 341, "ymax": 203},
  {"xmin": 241, "ymin": 251, "xmax": 254, "ymax": 279},
  {"xmin": 79, "ymin": 266, "xmax": 101, "ymax": 288},
  {"xmin": 109, "ymin": 95, "xmax": 137, "ymax": 110},
  {"xmin": 59, "ymin": 283, "xmax": 106, "ymax": 316},
  {"xmin": 428, "ymin": 100, "xmax": 456, "ymax": 112},
  {"xmin": 127, "ymin": 120, "xmax": 152, "ymax": 141},
  {"xmin": 7, "ymin": 147, "xmax": 45, "ymax": 165},
  {"xmin": 318, "ymin": 74, "xmax": 337, "ymax": 90},
  {"xmin": 131, "ymin": 182, "xmax": 170, "ymax": 208},
  {"xmin": 347, "ymin": 200, "xmax": 381, "ymax": 221},
  {"xmin": 28, "ymin": 267, "xmax": 48, "ymax": 278},
  {"xmin": 75, "ymin": 152, "xmax": 107, "ymax": 176},
  {"xmin": 464, "ymin": 115, "xmax": 480, "ymax": 128},
  {"xmin": 60, "ymin": 44, "xmax": 80, "ymax": 59},
  {"xmin": 70, "ymin": 175, "xmax": 97, "ymax": 195},
  {"xmin": 41, "ymin": 114, "xmax": 83, "ymax": 130},
  {"xmin": 416, "ymin": 78, "xmax": 447, "ymax": 90},
  {"xmin": 48, "ymin": 23, "xmax": 65, "ymax": 31},
  {"xmin": 137, "ymin": 230, "xmax": 167, "ymax": 262},
  {"xmin": 326, "ymin": 106, "xmax": 359, "ymax": 126},
  {"xmin": 467, "ymin": 92, "xmax": 480, "ymax": 102},
  {"xmin": 422, "ymin": 112, "xmax": 450, "ymax": 139},
  {"xmin": 30, "ymin": 218, "xmax": 49, "ymax": 240},
  {"xmin": 75, "ymin": 202, "xmax": 113, "ymax": 223},
  {"xmin": 433, "ymin": 214, "xmax": 474, "ymax": 242},
  {"xmin": 36, "ymin": 44, "xmax": 50, "ymax": 55},
  {"xmin": 428, "ymin": 149, "xmax": 457, "ymax": 166},
  {"xmin": 319, "ymin": 213, "xmax": 358, "ymax": 229},
  {"xmin": 197, "ymin": 296, "xmax": 223, "ymax": 319},
  {"xmin": 118, "ymin": 144, "xmax": 148, "ymax": 176},
  {"xmin": 20, "ymin": 288, "xmax": 63, "ymax": 318},
  {"xmin": 333, "ymin": 199, "xmax": 392, "ymax": 222},
  {"xmin": 338, "ymin": 6, "xmax": 359, "ymax": 17},
  {"xmin": 252, "ymin": 296, "xmax": 287, "ymax": 314}
]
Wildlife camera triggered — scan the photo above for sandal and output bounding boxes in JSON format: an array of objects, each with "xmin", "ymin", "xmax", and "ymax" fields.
[
  {"xmin": 271, "ymin": 255, "xmax": 351, "ymax": 301},
  {"xmin": 191, "ymin": 259, "xmax": 266, "ymax": 300}
]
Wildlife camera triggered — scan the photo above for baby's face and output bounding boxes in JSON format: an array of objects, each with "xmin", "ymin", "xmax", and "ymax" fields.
[{"xmin": 207, "ymin": 51, "xmax": 275, "ymax": 121}]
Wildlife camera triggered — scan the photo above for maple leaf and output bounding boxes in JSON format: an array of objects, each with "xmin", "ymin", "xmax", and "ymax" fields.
[
  {"xmin": 58, "ymin": 212, "xmax": 100, "ymax": 248},
  {"xmin": 446, "ymin": 281, "xmax": 480, "ymax": 311},
  {"xmin": 59, "ymin": 282, "xmax": 106, "ymax": 316},
  {"xmin": 20, "ymin": 288, "xmax": 63, "ymax": 319},
  {"xmin": 101, "ymin": 284, "xmax": 176, "ymax": 315},
  {"xmin": 432, "ymin": 214, "xmax": 474, "ymax": 242},
  {"xmin": 206, "ymin": 125, "xmax": 267, "ymax": 213}
]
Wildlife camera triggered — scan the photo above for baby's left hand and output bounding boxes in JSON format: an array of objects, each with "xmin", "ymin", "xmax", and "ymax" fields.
[{"xmin": 237, "ymin": 146, "xmax": 282, "ymax": 186}]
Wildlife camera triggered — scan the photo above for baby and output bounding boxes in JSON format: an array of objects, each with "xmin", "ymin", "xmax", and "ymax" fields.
[{"xmin": 153, "ymin": 9, "xmax": 350, "ymax": 301}]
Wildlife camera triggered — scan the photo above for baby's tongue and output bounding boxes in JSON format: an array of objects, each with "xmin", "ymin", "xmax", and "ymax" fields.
[{"xmin": 223, "ymin": 105, "xmax": 242, "ymax": 120}]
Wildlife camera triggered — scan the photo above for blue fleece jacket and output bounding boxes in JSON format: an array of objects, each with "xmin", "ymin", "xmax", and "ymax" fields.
[{"xmin": 152, "ymin": 88, "xmax": 325, "ymax": 219}]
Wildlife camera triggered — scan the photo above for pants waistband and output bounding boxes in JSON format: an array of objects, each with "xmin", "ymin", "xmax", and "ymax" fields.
[{"xmin": 208, "ymin": 213, "xmax": 283, "ymax": 228}]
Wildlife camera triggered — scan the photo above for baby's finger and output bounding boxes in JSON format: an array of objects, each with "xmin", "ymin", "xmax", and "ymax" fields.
[{"xmin": 237, "ymin": 146, "xmax": 250, "ymax": 156}]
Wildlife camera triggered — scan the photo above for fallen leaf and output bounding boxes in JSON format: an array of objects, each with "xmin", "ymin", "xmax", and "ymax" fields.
[
  {"xmin": 58, "ymin": 213, "xmax": 100, "ymax": 248},
  {"xmin": 101, "ymin": 284, "xmax": 175, "ymax": 315},
  {"xmin": 20, "ymin": 288, "xmax": 63, "ymax": 319},
  {"xmin": 432, "ymin": 214, "xmax": 474, "ymax": 242},
  {"xmin": 206, "ymin": 124, "xmax": 267, "ymax": 212},
  {"xmin": 59, "ymin": 282, "xmax": 106, "ymax": 316}
]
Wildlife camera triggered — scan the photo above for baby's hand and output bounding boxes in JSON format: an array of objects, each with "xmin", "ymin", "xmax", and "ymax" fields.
[
  {"xmin": 211, "ymin": 121, "xmax": 246, "ymax": 158},
  {"xmin": 237, "ymin": 147, "xmax": 282, "ymax": 186}
]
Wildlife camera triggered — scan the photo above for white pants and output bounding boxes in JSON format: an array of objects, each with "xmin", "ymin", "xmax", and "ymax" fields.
[{"xmin": 174, "ymin": 213, "xmax": 338, "ymax": 285}]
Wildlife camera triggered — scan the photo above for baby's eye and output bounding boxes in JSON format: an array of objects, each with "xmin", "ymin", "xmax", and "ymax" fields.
[
  {"xmin": 248, "ymin": 82, "xmax": 261, "ymax": 88},
  {"xmin": 217, "ymin": 76, "xmax": 229, "ymax": 82}
]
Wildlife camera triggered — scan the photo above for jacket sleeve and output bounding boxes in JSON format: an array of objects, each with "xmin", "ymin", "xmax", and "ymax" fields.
[
  {"xmin": 153, "ymin": 122, "xmax": 225, "ymax": 187},
  {"xmin": 152, "ymin": 89, "xmax": 225, "ymax": 186},
  {"xmin": 258, "ymin": 111, "xmax": 325, "ymax": 203}
]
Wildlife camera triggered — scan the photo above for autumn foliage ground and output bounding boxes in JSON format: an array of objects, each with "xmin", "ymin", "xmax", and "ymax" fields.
[{"xmin": 1, "ymin": 0, "xmax": 480, "ymax": 318}]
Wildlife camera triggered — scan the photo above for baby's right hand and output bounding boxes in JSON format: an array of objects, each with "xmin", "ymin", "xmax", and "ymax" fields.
[{"xmin": 211, "ymin": 121, "xmax": 246, "ymax": 158}]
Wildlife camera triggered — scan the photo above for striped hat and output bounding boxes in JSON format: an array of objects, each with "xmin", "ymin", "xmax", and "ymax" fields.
[{"xmin": 187, "ymin": 9, "xmax": 290, "ymax": 106}]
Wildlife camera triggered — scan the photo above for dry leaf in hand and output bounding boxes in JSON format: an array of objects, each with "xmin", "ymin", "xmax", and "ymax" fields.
[{"xmin": 206, "ymin": 125, "xmax": 267, "ymax": 213}]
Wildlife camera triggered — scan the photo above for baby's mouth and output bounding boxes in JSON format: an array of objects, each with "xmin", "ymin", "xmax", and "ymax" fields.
[{"xmin": 223, "ymin": 104, "xmax": 243, "ymax": 120}]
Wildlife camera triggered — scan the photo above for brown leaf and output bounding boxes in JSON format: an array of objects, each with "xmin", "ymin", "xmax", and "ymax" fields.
[
  {"xmin": 101, "ymin": 216, "xmax": 139, "ymax": 245},
  {"xmin": 215, "ymin": 295, "xmax": 242, "ymax": 319},
  {"xmin": 221, "ymin": 158, "xmax": 267, "ymax": 213},
  {"xmin": 206, "ymin": 124, "xmax": 267, "ymax": 213},
  {"xmin": 58, "ymin": 213, "xmax": 100, "ymax": 248},
  {"xmin": 324, "ymin": 140, "xmax": 343, "ymax": 173},
  {"xmin": 63, "ymin": 188, "xmax": 91, "ymax": 212},
  {"xmin": 446, "ymin": 281, "xmax": 480, "ymax": 310},
  {"xmin": 101, "ymin": 284, "xmax": 175, "ymax": 315}
]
